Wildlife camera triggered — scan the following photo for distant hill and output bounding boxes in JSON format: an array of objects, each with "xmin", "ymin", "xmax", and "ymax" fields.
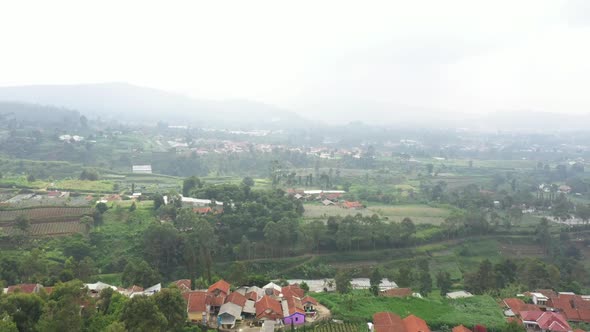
[
  {"xmin": 0, "ymin": 102, "xmax": 81, "ymax": 127},
  {"xmin": 0, "ymin": 83, "xmax": 310, "ymax": 129}
]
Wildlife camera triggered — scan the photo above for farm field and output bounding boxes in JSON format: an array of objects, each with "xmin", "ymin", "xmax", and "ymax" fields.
[
  {"xmin": 312, "ymin": 291, "xmax": 506, "ymax": 329},
  {"xmin": 303, "ymin": 203, "xmax": 452, "ymax": 225},
  {"xmin": 0, "ymin": 206, "xmax": 94, "ymax": 223},
  {"xmin": 1, "ymin": 221, "xmax": 86, "ymax": 236}
]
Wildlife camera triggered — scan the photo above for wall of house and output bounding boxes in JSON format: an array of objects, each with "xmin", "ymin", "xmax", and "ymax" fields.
[
  {"xmin": 188, "ymin": 311, "xmax": 204, "ymax": 322},
  {"xmin": 284, "ymin": 313, "xmax": 305, "ymax": 325}
]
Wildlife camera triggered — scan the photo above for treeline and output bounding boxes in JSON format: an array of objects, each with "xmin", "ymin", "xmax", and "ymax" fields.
[{"xmin": 0, "ymin": 280, "xmax": 193, "ymax": 332}]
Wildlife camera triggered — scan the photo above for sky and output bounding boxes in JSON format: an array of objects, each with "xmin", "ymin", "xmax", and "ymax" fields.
[{"xmin": 1, "ymin": 0, "xmax": 590, "ymax": 117}]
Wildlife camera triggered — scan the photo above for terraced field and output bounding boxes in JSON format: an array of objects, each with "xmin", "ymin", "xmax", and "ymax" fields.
[
  {"xmin": 0, "ymin": 206, "xmax": 94, "ymax": 223},
  {"xmin": 1, "ymin": 220, "xmax": 86, "ymax": 236}
]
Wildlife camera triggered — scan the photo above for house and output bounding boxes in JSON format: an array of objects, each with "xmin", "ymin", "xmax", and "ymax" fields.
[
  {"xmin": 263, "ymin": 282, "xmax": 282, "ymax": 293},
  {"xmin": 547, "ymin": 293, "xmax": 590, "ymax": 323},
  {"xmin": 453, "ymin": 325, "xmax": 472, "ymax": 332},
  {"xmin": 255, "ymin": 295, "xmax": 283, "ymax": 321},
  {"xmin": 380, "ymin": 288, "xmax": 413, "ymax": 298},
  {"xmin": 225, "ymin": 291, "xmax": 248, "ymax": 307},
  {"xmin": 520, "ymin": 311, "xmax": 572, "ymax": 332},
  {"xmin": 132, "ymin": 165, "xmax": 152, "ymax": 174},
  {"xmin": 403, "ymin": 314, "xmax": 431, "ymax": 332},
  {"xmin": 558, "ymin": 185, "xmax": 572, "ymax": 194},
  {"xmin": 342, "ymin": 201, "xmax": 363, "ymax": 209},
  {"xmin": 6, "ymin": 283, "xmax": 43, "ymax": 294},
  {"xmin": 243, "ymin": 299, "xmax": 257, "ymax": 318},
  {"xmin": 446, "ymin": 291, "xmax": 473, "ymax": 299},
  {"xmin": 301, "ymin": 296, "xmax": 318, "ymax": 313},
  {"xmin": 183, "ymin": 291, "xmax": 211, "ymax": 323},
  {"xmin": 143, "ymin": 283, "xmax": 161, "ymax": 296},
  {"xmin": 218, "ymin": 302, "xmax": 242, "ymax": 328},
  {"xmin": 208, "ymin": 279, "xmax": 231, "ymax": 297},
  {"xmin": 282, "ymin": 295, "xmax": 306, "ymax": 326},
  {"xmin": 372, "ymin": 312, "xmax": 407, "ymax": 332},
  {"xmin": 193, "ymin": 207, "xmax": 213, "ymax": 215},
  {"xmin": 532, "ymin": 292, "xmax": 550, "ymax": 306},
  {"xmin": 173, "ymin": 279, "xmax": 192, "ymax": 293},
  {"xmin": 503, "ymin": 298, "xmax": 541, "ymax": 317},
  {"xmin": 282, "ymin": 284, "xmax": 305, "ymax": 299},
  {"xmin": 85, "ymin": 282, "xmax": 117, "ymax": 297},
  {"xmin": 322, "ymin": 199, "xmax": 335, "ymax": 206}
]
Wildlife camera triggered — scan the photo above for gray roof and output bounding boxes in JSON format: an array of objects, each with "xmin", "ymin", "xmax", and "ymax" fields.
[
  {"xmin": 219, "ymin": 302, "xmax": 242, "ymax": 319},
  {"xmin": 243, "ymin": 300, "xmax": 256, "ymax": 314}
]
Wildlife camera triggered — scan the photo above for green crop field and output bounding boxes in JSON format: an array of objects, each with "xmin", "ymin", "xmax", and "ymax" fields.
[{"xmin": 312, "ymin": 291, "xmax": 506, "ymax": 329}]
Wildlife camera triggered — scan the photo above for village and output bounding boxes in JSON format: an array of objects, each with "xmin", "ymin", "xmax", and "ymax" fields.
[{"xmin": 3, "ymin": 275, "xmax": 590, "ymax": 332}]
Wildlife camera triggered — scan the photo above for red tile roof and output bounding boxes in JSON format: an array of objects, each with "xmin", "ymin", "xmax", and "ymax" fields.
[
  {"xmin": 285, "ymin": 295, "xmax": 305, "ymax": 316},
  {"xmin": 183, "ymin": 291, "xmax": 211, "ymax": 313},
  {"xmin": 547, "ymin": 293, "xmax": 590, "ymax": 322},
  {"xmin": 174, "ymin": 279, "xmax": 192, "ymax": 292},
  {"xmin": 520, "ymin": 311, "xmax": 571, "ymax": 332},
  {"xmin": 210, "ymin": 295, "xmax": 226, "ymax": 307},
  {"xmin": 380, "ymin": 288, "xmax": 413, "ymax": 298},
  {"xmin": 246, "ymin": 291, "xmax": 259, "ymax": 301},
  {"xmin": 282, "ymin": 285, "xmax": 305, "ymax": 299},
  {"xmin": 452, "ymin": 325, "xmax": 472, "ymax": 332},
  {"xmin": 373, "ymin": 312, "xmax": 406, "ymax": 332},
  {"xmin": 255, "ymin": 295, "xmax": 283, "ymax": 320},
  {"xmin": 225, "ymin": 292, "xmax": 248, "ymax": 307},
  {"xmin": 503, "ymin": 298, "xmax": 541, "ymax": 316},
  {"xmin": 342, "ymin": 201, "xmax": 363, "ymax": 209},
  {"xmin": 193, "ymin": 207, "xmax": 212, "ymax": 214},
  {"xmin": 6, "ymin": 283, "xmax": 41, "ymax": 294},
  {"xmin": 208, "ymin": 279, "xmax": 230, "ymax": 296},
  {"xmin": 403, "ymin": 314, "xmax": 430, "ymax": 332},
  {"xmin": 302, "ymin": 296, "xmax": 318, "ymax": 305}
]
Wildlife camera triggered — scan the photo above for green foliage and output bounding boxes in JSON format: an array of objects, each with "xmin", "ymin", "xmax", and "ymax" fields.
[
  {"xmin": 436, "ymin": 270, "xmax": 452, "ymax": 297},
  {"xmin": 121, "ymin": 295, "xmax": 168, "ymax": 332},
  {"xmin": 122, "ymin": 260, "xmax": 161, "ymax": 288},
  {"xmin": 153, "ymin": 288, "xmax": 187, "ymax": 332},
  {"xmin": 335, "ymin": 270, "xmax": 352, "ymax": 294},
  {"xmin": 0, "ymin": 292, "xmax": 44, "ymax": 332}
]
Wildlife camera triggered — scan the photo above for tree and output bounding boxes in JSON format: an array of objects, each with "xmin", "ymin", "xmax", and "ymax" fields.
[
  {"xmin": 574, "ymin": 204, "xmax": 590, "ymax": 225},
  {"xmin": 129, "ymin": 201, "xmax": 137, "ymax": 212},
  {"xmin": 0, "ymin": 314, "xmax": 18, "ymax": 332},
  {"xmin": 14, "ymin": 214, "xmax": 30, "ymax": 234},
  {"xmin": 104, "ymin": 322, "xmax": 127, "ymax": 332},
  {"xmin": 96, "ymin": 202, "xmax": 108, "ymax": 214},
  {"xmin": 369, "ymin": 267, "xmax": 382, "ymax": 296},
  {"xmin": 153, "ymin": 289, "xmax": 187, "ymax": 332},
  {"xmin": 335, "ymin": 270, "xmax": 352, "ymax": 294},
  {"xmin": 242, "ymin": 177, "xmax": 255, "ymax": 187},
  {"xmin": 229, "ymin": 262, "xmax": 248, "ymax": 286},
  {"xmin": 37, "ymin": 280, "xmax": 89, "ymax": 332},
  {"xmin": 26, "ymin": 174, "xmax": 35, "ymax": 182},
  {"xmin": 300, "ymin": 281, "xmax": 309, "ymax": 292},
  {"xmin": 153, "ymin": 194, "xmax": 165, "ymax": 210},
  {"xmin": 121, "ymin": 295, "xmax": 168, "ymax": 332},
  {"xmin": 0, "ymin": 293, "xmax": 44, "ymax": 332},
  {"xmin": 417, "ymin": 260, "xmax": 432, "ymax": 296},
  {"xmin": 435, "ymin": 270, "xmax": 452, "ymax": 296},
  {"xmin": 396, "ymin": 265, "xmax": 413, "ymax": 288},
  {"xmin": 182, "ymin": 176, "xmax": 202, "ymax": 196},
  {"xmin": 122, "ymin": 260, "xmax": 161, "ymax": 288},
  {"xmin": 80, "ymin": 169, "xmax": 99, "ymax": 181},
  {"xmin": 535, "ymin": 218, "xmax": 552, "ymax": 254}
]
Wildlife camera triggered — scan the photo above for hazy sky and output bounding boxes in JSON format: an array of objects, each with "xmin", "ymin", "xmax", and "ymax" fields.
[{"xmin": 1, "ymin": 0, "xmax": 589, "ymax": 116}]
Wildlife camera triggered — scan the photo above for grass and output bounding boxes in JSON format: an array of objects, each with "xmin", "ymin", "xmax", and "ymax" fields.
[
  {"xmin": 53, "ymin": 179, "xmax": 115, "ymax": 192},
  {"xmin": 303, "ymin": 203, "xmax": 452, "ymax": 225},
  {"xmin": 312, "ymin": 291, "xmax": 506, "ymax": 329}
]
